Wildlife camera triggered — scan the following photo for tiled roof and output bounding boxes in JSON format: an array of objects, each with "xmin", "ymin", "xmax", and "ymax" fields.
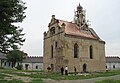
[
  {"xmin": 58, "ymin": 20, "xmax": 98, "ymax": 39},
  {"xmin": 0, "ymin": 52, "xmax": 7, "ymax": 59},
  {"xmin": 23, "ymin": 57, "xmax": 43, "ymax": 63},
  {"xmin": 106, "ymin": 57, "xmax": 120, "ymax": 63}
]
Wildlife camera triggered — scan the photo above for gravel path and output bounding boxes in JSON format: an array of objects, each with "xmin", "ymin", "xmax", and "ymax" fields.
[{"xmin": 44, "ymin": 75, "xmax": 120, "ymax": 83}]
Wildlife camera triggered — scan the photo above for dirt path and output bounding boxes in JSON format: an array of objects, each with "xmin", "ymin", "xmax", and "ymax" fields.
[
  {"xmin": 2, "ymin": 73, "xmax": 32, "ymax": 82},
  {"xmin": 44, "ymin": 75, "xmax": 120, "ymax": 83}
]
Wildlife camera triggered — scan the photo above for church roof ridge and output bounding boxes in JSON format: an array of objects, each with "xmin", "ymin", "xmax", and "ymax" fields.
[
  {"xmin": 46, "ymin": 3, "xmax": 105, "ymax": 41},
  {"xmin": 58, "ymin": 19, "xmax": 74, "ymax": 24},
  {"xmin": 56, "ymin": 19, "xmax": 99, "ymax": 40}
]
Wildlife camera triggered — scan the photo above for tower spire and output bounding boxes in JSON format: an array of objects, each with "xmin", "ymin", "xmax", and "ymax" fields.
[
  {"xmin": 75, "ymin": 3, "xmax": 87, "ymax": 28},
  {"xmin": 77, "ymin": 3, "xmax": 83, "ymax": 12}
]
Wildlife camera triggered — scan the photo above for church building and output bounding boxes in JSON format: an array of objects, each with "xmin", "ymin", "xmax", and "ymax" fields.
[{"xmin": 43, "ymin": 3, "xmax": 106, "ymax": 72}]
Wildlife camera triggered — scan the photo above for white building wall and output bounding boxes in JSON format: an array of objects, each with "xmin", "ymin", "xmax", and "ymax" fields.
[
  {"xmin": 106, "ymin": 62, "xmax": 120, "ymax": 70},
  {"xmin": 22, "ymin": 62, "xmax": 43, "ymax": 70},
  {"xmin": 0, "ymin": 60, "xmax": 1, "ymax": 67},
  {"xmin": 0, "ymin": 59, "xmax": 9, "ymax": 68},
  {"xmin": 0, "ymin": 59, "xmax": 5, "ymax": 67},
  {"xmin": 0, "ymin": 59, "xmax": 18, "ymax": 68},
  {"xmin": 3, "ymin": 61, "xmax": 12, "ymax": 68}
]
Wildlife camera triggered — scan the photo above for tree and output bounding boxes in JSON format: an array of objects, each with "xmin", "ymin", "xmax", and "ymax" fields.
[
  {"xmin": 7, "ymin": 50, "xmax": 27, "ymax": 68},
  {"xmin": 0, "ymin": 0, "xmax": 27, "ymax": 53}
]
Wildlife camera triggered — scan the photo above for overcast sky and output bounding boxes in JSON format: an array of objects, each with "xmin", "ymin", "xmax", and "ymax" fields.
[{"xmin": 19, "ymin": 0, "xmax": 120, "ymax": 56}]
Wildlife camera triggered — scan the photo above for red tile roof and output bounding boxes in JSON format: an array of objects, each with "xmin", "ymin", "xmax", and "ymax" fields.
[{"xmin": 58, "ymin": 20, "xmax": 97, "ymax": 39}]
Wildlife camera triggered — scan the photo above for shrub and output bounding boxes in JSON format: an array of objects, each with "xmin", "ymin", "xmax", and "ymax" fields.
[
  {"xmin": 0, "ymin": 67, "xmax": 4, "ymax": 69},
  {"xmin": 16, "ymin": 64, "xmax": 23, "ymax": 70}
]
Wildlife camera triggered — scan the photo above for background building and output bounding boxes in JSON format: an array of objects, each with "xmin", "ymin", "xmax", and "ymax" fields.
[
  {"xmin": 43, "ymin": 3, "xmax": 106, "ymax": 73},
  {"xmin": 106, "ymin": 56, "xmax": 120, "ymax": 70},
  {"xmin": 22, "ymin": 56, "xmax": 43, "ymax": 70},
  {"xmin": 0, "ymin": 53, "xmax": 12, "ymax": 68},
  {"xmin": 0, "ymin": 53, "xmax": 7, "ymax": 67}
]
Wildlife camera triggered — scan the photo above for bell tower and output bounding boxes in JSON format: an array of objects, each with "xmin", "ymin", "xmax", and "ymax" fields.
[{"xmin": 74, "ymin": 3, "xmax": 86, "ymax": 27}]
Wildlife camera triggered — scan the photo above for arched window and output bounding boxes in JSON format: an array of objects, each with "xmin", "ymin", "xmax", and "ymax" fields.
[
  {"xmin": 90, "ymin": 45, "xmax": 93, "ymax": 59},
  {"xmin": 74, "ymin": 43, "xmax": 78, "ymax": 58},
  {"xmin": 106, "ymin": 65, "xmax": 107, "ymax": 69},
  {"xmin": 113, "ymin": 65, "xmax": 115, "ymax": 69},
  {"xmin": 51, "ymin": 45, "xmax": 53, "ymax": 58},
  {"xmin": 4, "ymin": 62, "xmax": 6, "ymax": 66},
  {"xmin": 55, "ymin": 41, "xmax": 58, "ymax": 48},
  {"xmin": 36, "ymin": 66, "xmax": 38, "ymax": 69}
]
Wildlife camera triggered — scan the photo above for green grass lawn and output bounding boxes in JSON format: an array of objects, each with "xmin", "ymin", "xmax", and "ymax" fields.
[
  {"xmin": 94, "ymin": 70, "xmax": 120, "ymax": 77},
  {"xmin": 95, "ymin": 79, "xmax": 120, "ymax": 83},
  {"xmin": 26, "ymin": 70, "xmax": 120, "ymax": 80},
  {"xmin": 0, "ymin": 73, "xmax": 12, "ymax": 79},
  {"xmin": 0, "ymin": 69, "xmax": 120, "ymax": 83},
  {"xmin": 0, "ymin": 79, "xmax": 23, "ymax": 83}
]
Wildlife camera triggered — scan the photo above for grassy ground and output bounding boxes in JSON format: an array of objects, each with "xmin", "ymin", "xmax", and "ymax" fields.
[
  {"xmin": 0, "ymin": 79, "xmax": 23, "ymax": 83},
  {"xmin": 0, "ymin": 68, "xmax": 120, "ymax": 83},
  {"xmin": 94, "ymin": 70, "xmax": 120, "ymax": 77},
  {"xmin": 95, "ymin": 79, "xmax": 120, "ymax": 83}
]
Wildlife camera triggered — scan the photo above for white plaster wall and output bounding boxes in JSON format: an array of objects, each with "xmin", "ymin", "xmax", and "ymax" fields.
[
  {"xmin": 3, "ymin": 61, "xmax": 12, "ymax": 68},
  {"xmin": 22, "ymin": 62, "xmax": 43, "ymax": 70},
  {"xmin": 106, "ymin": 62, "xmax": 120, "ymax": 70},
  {"xmin": 0, "ymin": 59, "xmax": 1, "ymax": 67}
]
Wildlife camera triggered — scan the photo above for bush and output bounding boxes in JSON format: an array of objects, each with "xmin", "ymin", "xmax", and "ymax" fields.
[
  {"xmin": 0, "ymin": 67, "xmax": 4, "ymax": 69},
  {"xmin": 16, "ymin": 64, "xmax": 23, "ymax": 70}
]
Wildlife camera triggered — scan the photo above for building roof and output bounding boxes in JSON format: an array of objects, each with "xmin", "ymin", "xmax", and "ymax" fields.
[
  {"xmin": 0, "ymin": 52, "xmax": 7, "ymax": 59},
  {"xmin": 106, "ymin": 57, "xmax": 120, "ymax": 63},
  {"xmin": 58, "ymin": 20, "xmax": 100, "ymax": 40},
  {"xmin": 23, "ymin": 56, "xmax": 43, "ymax": 63}
]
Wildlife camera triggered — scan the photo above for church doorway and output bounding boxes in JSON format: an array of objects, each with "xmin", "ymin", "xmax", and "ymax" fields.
[
  {"xmin": 51, "ymin": 64, "xmax": 54, "ymax": 71},
  {"xmin": 83, "ymin": 63, "xmax": 87, "ymax": 72}
]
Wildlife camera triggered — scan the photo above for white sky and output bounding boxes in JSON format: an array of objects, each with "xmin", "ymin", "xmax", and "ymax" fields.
[{"xmin": 19, "ymin": 0, "xmax": 120, "ymax": 56}]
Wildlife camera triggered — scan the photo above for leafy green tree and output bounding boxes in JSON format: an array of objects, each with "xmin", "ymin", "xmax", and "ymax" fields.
[
  {"xmin": 0, "ymin": 0, "xmax": 27, "ymax": 53},
  {"xmin": 7, "ymin": 50, "xmax": 27, "ymax": 68}
]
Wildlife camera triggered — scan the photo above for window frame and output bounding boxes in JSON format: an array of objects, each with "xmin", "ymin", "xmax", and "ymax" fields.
[
  {"xmin": 55, "ymin": 41, "xmax": 58, "ymax": 48},
  {"xmin": 90, "ymin": 45, "xmax": 93, "ymax": 59},
  {"xmin": 113, "ymin": 65, "xmax": 115, "ymax": 69},
  {"xmin": 74, "ymin": 43, "xmax": 79, "ymax": 58},
  {"xmin": 51, "ymin": 45, "xmax": 53, "ymax": 58},
  {"xmin": 36, "ymin": 65, "xmax": 38, "ymax": 69}
]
